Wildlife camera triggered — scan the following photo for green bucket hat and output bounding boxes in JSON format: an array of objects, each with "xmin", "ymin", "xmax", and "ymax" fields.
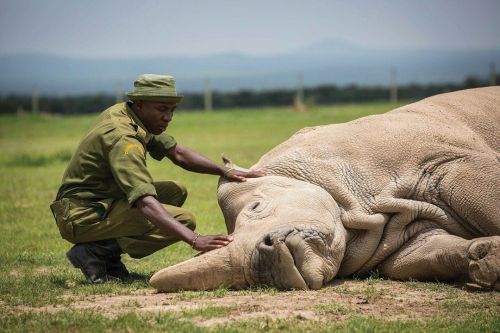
[{"xmin": 126, "ymin": 74, "xmax": 184, "ymax": 103}]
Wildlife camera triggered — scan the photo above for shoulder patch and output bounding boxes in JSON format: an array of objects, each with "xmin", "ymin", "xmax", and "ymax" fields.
[{"xmin": 124, "ymin": 143, "xmax": 145, "ymax": 156}]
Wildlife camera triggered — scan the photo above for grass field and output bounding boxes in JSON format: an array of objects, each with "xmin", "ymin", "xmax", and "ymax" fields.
[{"xmin": 1, "ymin": 102, "xmax": 499, "ymax": 332}]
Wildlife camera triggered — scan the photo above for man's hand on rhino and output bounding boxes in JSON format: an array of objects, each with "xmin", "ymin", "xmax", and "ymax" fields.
[
  {"xmin": 223, "ymin": 168, "xmax": 266, "ymax": 182},
  {"xmin": 192, "ymin": 234, "xmax": 233, "ymax": 252}
]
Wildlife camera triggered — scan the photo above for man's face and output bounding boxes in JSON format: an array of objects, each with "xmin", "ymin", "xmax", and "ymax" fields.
[{"xmin": 134, "ymin": 101, "xmax": 177, "ymax": 135}]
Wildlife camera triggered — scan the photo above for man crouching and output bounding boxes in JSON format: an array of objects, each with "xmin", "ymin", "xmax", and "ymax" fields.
[{"xmin": 50, "ymin": 74, "xmax": 262, "ymax": 283}]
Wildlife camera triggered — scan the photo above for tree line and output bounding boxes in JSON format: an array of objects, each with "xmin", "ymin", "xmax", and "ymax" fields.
[{"xmin": 0, "ymin": 74, "xmax": 496, "ymax": 115}]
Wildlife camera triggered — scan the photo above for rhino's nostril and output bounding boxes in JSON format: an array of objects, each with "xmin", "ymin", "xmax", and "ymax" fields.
[{"xmin": 264, "ymin": 234, "xmax": 273, "ymax": 246}]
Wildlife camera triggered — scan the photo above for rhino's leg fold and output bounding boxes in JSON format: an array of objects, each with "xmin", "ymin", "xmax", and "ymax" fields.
[
  {"xmin": 379, "ymin": 229, "xmax": 500, "ymax": 290},
  {"xmin": 337, "ymin": 209, "xmax": 388, "ymax": 276},
  {"xmin": 357, "ymin": 198, "xmax": 452, "ymax": 274}
]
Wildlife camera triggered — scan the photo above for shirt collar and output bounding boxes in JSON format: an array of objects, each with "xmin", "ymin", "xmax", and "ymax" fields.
[{"xmin": 125, "ymin": 102, "xmax": 153, "ymax": 142}]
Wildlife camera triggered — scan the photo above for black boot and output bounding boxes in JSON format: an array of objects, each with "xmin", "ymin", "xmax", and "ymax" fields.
[
  {"xmin": 106, "ymin": 256, "xmax": 130, "ymax": 280},
  {"xmin": 66, "ymin": 239, "xmax": 129, "ymax": 283},
  {"xmin": 89, "ymin": 239, "xmax": 130, "ymax": 280},
  {"xmin": 66, "ymin": 243, "xmax": 108, "ymax": 283}
]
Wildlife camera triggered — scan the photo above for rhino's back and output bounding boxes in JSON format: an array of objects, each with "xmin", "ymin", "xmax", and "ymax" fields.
[
  {"xmin": 390, "ymin": 86, "xmax": 500, "ymax": 151},
  {"xmin": 256, "ymin": 87, "xmax": 500, "ymax": 179}
]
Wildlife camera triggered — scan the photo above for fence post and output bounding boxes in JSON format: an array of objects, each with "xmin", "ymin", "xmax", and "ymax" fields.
[
  {"xmin": 294, "ymin": 72, "xmax": 306, "ymax": 111},
  {"xmin": 31, "ymin": 88, "xmax": 39, "ymax": 114},
  {"xmin": 204, "ymin": 78, "xmax": 212, "ymax": 112},
  {"xmin": 490, "ymin": 62, "xmax": 497, "ymax": 86},
  {"xmin": 390, "ymin": 68, "xmax": 398, "ymax": 104}
]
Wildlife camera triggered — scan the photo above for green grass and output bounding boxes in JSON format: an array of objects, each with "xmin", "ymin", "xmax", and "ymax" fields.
[
  {"xmin": 2, "ymin": 311, "xmax": 499, "ymax": 333},
  {"xmin": 3, "ymin": 309, "xmax": 496, "ymax": 333},
  {"xmin": 181, "ymin": 305, "xmax": 233, "ymax": 319},
  {"xmin": 314, "ymin": 303, "xmax": 351, "ymax": 315},
  {"xmin": 215, "ymin": 313, "xmax": 500, "ymax": 333},
  {"xmin": 3, "ymin": 101, "xmax": 499, "ymax": 331},
  {"xmin": 1, "ymin": 311, "xmax": 202, "ymax": 333}
]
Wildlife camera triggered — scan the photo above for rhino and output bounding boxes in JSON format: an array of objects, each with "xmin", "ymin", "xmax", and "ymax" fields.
[{"xmin": 150, "ymin": 87, "xmax": 500, "ymax": 292}]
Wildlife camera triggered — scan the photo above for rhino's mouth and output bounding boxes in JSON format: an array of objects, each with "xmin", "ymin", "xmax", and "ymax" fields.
[{"xmin": 248, "ymin": 228, "xmax": 334, "ymax": 290}]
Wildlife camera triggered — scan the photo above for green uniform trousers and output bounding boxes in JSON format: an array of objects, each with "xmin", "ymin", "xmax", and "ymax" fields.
[{"xmin": 50, "ymin": 181, "xmax": 196, "ymax": 258}]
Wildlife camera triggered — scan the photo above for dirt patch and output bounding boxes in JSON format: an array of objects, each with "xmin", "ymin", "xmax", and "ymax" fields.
[
  {"xmin": 33, "ymin": 266, "xmax": 53, "ymax": 274},
  {"xmin": 8, "ymin": 270, "xmax": 22, "ymax": 278},
  {"xmin": 14, "ymin": 280, "xmax": 499, "ymax": 327}
]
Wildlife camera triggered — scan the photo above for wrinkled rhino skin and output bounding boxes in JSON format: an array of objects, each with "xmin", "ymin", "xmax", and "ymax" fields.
[{"xmin": 151, "ymin": 87, "xmax": 500, "ymax": 292}]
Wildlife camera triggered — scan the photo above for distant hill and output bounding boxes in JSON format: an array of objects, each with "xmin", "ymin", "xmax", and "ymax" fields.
[{"xmin": 0, "ymin": 40, "xmax": 498, "ymax": 95}]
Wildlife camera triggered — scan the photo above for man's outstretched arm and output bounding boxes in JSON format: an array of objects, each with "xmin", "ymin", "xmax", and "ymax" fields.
[{"xmin": 165, "ymin": 144, "xmax": 264, "ymax": 182}]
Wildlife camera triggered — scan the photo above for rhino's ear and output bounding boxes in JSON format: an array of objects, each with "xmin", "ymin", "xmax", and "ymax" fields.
[
  {"xmin": 150, "ymin": 245, "xmax": 247, "ymax": 292},
  {"xmin": 221, "ymin": 154, "xmax": 233, "ymax": 167},
  {"xmin": 220, "ymin": 154, "xmax": 250, "ymax": 173}
]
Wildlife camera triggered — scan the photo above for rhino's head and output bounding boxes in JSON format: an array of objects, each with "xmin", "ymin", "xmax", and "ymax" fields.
[{"xmin": 150, "ymin": 175, "xmax": 346, "ymax": 291}]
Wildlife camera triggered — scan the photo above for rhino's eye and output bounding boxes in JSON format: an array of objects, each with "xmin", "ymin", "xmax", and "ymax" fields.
[{"xmin": 245, "ymin": 200, "xmax": 269, "ymax": 215}]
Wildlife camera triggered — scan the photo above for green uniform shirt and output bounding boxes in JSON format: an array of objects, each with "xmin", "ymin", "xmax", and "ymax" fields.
[{"xmin": 56, "ymin": 102, "xmax": 177, "ymax": 205}]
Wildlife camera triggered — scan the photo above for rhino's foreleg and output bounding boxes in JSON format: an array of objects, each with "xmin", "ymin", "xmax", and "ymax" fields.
[
  {"xmin": 379, "ymin": 229, "xmax": 500, "ymax": 290},
  {"xmin": 439, "ymin": 153, "xmax": 500, "ymax": 236}
]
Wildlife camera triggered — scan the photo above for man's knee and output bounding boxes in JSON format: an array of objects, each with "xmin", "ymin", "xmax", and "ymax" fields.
[
  {"xmin": 174, "ymin": 181, "xmax": 188, "ymax": 206},
  {"xmin": 155, "ymin": 181, "xmax": 188, "ymax": 207},
  {"xmin": 164, "ymin": 204, "xmax": 196, "ymax": 231},
  {"xmin": 179, "ymin": 211, "xmax": 197, "ymax": 231}
]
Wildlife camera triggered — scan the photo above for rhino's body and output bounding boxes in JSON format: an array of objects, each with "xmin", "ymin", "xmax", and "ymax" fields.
[{"xmin": 151, "ymin": 87, "xmax": 500, "ymax": 291}]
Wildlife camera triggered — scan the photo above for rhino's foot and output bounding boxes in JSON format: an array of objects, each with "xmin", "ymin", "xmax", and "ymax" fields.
[{"xmin": 468, "ymin": 236, "xmax": 500, "ymax": 291}]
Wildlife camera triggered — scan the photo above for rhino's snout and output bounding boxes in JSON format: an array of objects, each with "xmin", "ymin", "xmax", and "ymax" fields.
[{"xmin": 250, "ymin": 228, "xmax": 336, "ymax": 290}]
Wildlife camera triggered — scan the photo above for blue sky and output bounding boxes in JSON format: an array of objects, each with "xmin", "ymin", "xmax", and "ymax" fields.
[{"xmin": 1, "ymin": 0, "xmax": 499, "ymax": 58}]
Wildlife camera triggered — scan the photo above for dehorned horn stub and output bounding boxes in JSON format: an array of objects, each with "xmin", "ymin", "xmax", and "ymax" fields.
[{"xmin": 150, "ymin": 246, "xmax": 246, "ymax": 292}]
